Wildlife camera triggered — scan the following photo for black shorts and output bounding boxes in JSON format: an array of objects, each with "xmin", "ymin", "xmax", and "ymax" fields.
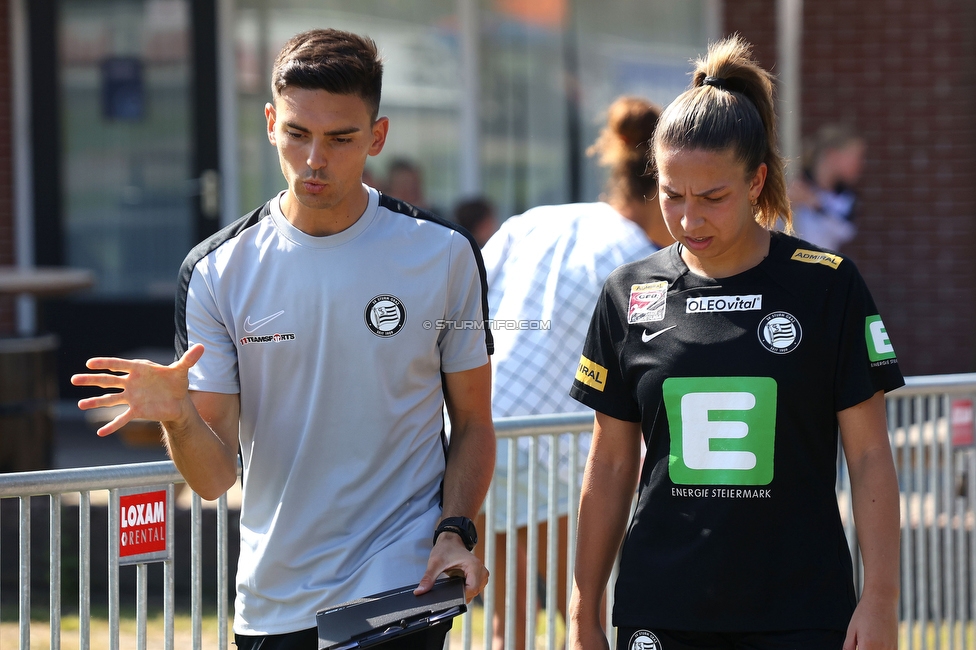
[
  {"xmin": 616, "ymin": 627, "xmax": 845, "ymax": 650},
  {"xmin": 235, "ymin": 620, "xmax": 453, "ymax": 650}
]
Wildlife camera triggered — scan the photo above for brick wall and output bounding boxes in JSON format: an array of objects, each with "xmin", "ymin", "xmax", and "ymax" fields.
[
  {"xmin": 728, "ymin": 0, "xmax": 976, "ymax": 375},
  {"xmin": 0, "ymin": 0, "xmax": 15, "ymax": 334}
]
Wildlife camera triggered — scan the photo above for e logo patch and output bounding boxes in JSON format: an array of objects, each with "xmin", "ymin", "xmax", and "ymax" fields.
[
  {"xmin": 663, "ymin": 377, "xmax": 777, "ymax": 485},
  {"xmin": 865, "ymin": 315, "xmax": 896, "ymax": 361}
]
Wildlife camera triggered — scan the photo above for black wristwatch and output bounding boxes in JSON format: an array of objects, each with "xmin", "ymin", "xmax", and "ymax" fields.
[{"xmin": 433, "ymin": 516, "xmax": 478, "ymax": 551}]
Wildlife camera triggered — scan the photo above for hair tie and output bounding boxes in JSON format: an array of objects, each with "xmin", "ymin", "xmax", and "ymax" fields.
[{"xmin": 702, "ymin": 75, "xmax": 727, "ymax": 90}]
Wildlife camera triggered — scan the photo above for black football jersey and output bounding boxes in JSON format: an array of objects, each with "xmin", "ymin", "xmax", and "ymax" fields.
[{"xmin": 570, "ymin": 232, "xmax": 904, "ymax": 632}]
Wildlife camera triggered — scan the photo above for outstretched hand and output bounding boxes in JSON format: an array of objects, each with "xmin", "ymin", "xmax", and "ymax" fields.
[{"xmin": 70, "ymin": 344, "xmax": 205, "ymax": 437}]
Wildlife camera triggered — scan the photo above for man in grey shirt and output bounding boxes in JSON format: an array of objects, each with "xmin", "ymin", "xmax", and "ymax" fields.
[{"xmin": 73, "ymin": 28, "xmax": 494, "ymax": 650}]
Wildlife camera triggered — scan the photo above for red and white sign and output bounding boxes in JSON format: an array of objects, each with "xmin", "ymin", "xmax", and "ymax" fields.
[
  {"xmin": 951, "ymin": 398, "xmax": 975, "ymax": 447},
  {"xmin": 119, "ymin": 489, "xmax": 168, "ymax": 560}
]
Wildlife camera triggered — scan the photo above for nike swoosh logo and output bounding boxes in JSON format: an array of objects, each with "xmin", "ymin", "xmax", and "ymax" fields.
[
  {"xmin": 243, "ymin": 310, "xmax": 285, "ymax": 333},
  {"xmin": 642, "ymin": 325, "xmax": 676, "ymax": 343}
]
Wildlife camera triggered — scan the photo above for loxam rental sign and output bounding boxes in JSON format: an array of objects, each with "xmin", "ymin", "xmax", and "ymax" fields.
[{"xmin": 114, "ymin": 486, "xmax": 173, "ymax": 565}]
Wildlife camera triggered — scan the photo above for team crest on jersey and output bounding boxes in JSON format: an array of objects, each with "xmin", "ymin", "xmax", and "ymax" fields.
[
  {"xmin": 757, "ymin": 311, "xmax": 801, "ymax": 354},
  {"xmin": 628, "ymin": 281, "xmax": 668, "ymax": 324},
  {"xmin": 629, "ymin": 630, "xmax": 662, "ymax": 650},
  {"xmin": 365, "ymin": 294, "xmax": 406, "ymax": 337}
]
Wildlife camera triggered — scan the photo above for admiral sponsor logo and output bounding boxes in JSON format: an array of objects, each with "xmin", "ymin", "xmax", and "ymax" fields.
[
  {"xmin": 365, "ymin": 294, "xmax": 406, "ymax": 337},
  {"xmin": 240, "ymin": 332, "xmax": 296, "ymax": 345},
  {"xmin": 790, "ymin": 248, "xmax": 843, "ymax": 269},
  {"xmin": 686, "ymin": 294, "xmax": 762, "ymax": 313},
  {"xmin": 628, "ymin": 281, "xmax": 668, "ymax": 324},
  {"xmin": 575, "ymin": 355, "xmax": 608, "ymax": 392},
  {"xmin": 757, "ymin": 311, "xmax": 801, "ymax": 354},
  {"xmin": 629, "ymin": 630, "xmax": 662, "ymax": 650}
]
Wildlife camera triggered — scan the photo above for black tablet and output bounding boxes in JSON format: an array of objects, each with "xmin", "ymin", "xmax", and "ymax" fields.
[{"xmin": 316, "ymin": 576, "xmax": 467, "ymax": 650}]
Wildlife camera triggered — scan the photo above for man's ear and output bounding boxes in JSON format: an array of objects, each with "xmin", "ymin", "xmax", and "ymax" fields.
[
  {"xmin": 265, "ymin": 102, "xmax": 277, "ymax": 146},
  {"xmin": 368, "ymin": 116, "xmax": 390, "ymax": 157}
]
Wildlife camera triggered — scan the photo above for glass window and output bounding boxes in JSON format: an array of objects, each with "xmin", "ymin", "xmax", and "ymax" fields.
[
  {"xmin": 60, "ymin": 0, "xmax": 193, "ymax": 299},
  {"xmin": 234, "ymin": 0, "xmax": 711, "ymax": 226}
]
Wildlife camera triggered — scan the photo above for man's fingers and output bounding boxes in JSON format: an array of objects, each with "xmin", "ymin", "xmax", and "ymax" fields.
[
  {"xmin": 174, "ymin": 344, "xmax": 205, "ymax": 370},
  {"xmin": 71, "ymin": 372, "xmax": 126, "ymax": 389},
  {"xmin": 85, "ymin": 357, "xmax": 136, "ymax": 373},
  {"xmin": 76, "ymin": 393, "xmax": 126, "ymax": 411},
  {"xmin": 462, "ymin": 566, "xmax": 488, "ymax": 603},
  {"xmin": 97, "ymin": 408, "xmax": 134, "ymax": 437},
  {"xmin": 413, "ymin": 570, "xmax": 435, "ymax": 595}
]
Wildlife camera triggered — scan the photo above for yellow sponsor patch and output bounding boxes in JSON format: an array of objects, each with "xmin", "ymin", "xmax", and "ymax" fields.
[
  {"xmin": 575, "ymin": 355, "xmax": 608, "ymax": 392},
  {"xmin": 791, "ymin": 248, "xmax": 843, "ymax": 269}
]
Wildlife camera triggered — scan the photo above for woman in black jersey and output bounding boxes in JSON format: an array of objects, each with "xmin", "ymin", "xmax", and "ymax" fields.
[{"xmin": 568, "ymin": 35, "xmax": 902, "ymax": 650}]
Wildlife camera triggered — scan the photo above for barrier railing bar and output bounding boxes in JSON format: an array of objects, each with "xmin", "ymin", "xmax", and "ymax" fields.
[
  {"xmin": 80, "ymin": 490, "xmax": 91, "ymax": 650},
  {"xmin": 20, "ymin": 495, "xmax": 30, "ymax": 649},
  {"xmin": 897, "ymin": 398, "xmax": 915, "ymax": 650},
  {"xmin": 915, "ymin": 396, "xmax": 928, "ymax": 640},
  {"xmin": 546, "ymin": 435, "xmax": 558, "ymax": 650},
  {"xmin": 482, "ymin": 479, "xmax": 495, "ymax": 650},
  {"xmin": 218, "ymin": 493, "xmax": 229, "ymax": 650},
  {"xmin": 137, "ymin": 563, "xmax": 148, "ymax": 650},
  {"xmin": 192, "ymin": 492, "xmax": 203, "ymax": 649},
  {"xmin": 51, "ymin": 493, "xmax": 62, "ymax": 650},
  {"xmin": 525, "ymin": 435, "xmax": 538, "ymax": 650},
  {"xmin": 565, "ymin": 433, "xmax": 579, "ymax": 650},
  {"xmin": 0, "ymin": 461, "xmax": 184, "ymax": 498},
  {"xmin": 108, "ymin": 489, "xmax": 119, "ymax": 650},
  {"xmin": 899, "ymin": 374, "xmax": 976, "ymax": 395},
  {"xmin": 503, "ymin": 439, "xmax": 516, "ymax": 650},
  {"xmin": 969, "ymin": 449, "xmax": 976, "ymax": 650},
  {"xmin": 929, "ymin": 396, "xmax": 943, "ymax": 650},
  {"xmin": 942, "ymin": 395, "xmax": 954, "ymax": 650},
  {"xmin": 165, "ymin": 520, "xmax": 175, "ymax": 650}
]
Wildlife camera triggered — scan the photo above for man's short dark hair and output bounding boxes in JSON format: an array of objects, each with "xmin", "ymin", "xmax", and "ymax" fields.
[{"xmin": 272, "ymin": 29, "xmax": 383, "ymax": 121}]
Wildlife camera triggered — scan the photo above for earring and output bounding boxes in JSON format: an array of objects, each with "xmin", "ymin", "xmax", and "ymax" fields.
[{"xmin": 750, "ymin": 198, "xmax": 758, "ymax": 207}]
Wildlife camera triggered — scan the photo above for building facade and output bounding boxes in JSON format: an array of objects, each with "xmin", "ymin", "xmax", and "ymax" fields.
[
  {"xmin": 0, "ymin": 0, "xmax": 974, "ymax": 394},
  {"xmin": 727, "ymin": 0, "xmax": 976, "ymax": 376}
]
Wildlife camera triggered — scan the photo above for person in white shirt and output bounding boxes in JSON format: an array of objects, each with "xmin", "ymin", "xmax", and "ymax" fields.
[{"xmin": 477, "ymin": 96, "xmax": 671, "ymax": 650}]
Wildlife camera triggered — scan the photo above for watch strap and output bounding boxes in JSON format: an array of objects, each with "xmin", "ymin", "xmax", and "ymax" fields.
[{"xmin": 433, "ymin": 517, "xmax": 477, "ymax": 551}]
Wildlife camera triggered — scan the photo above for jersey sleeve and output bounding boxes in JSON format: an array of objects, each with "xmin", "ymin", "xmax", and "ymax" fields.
[
  {"xmin": 439, "ymin": 230, "xmax": 493, "ymax": 373},
  {"xmin": 183, "ymin": 258, "xmax": 241, "ymax": 394},
  {"xmin": 569, "ymin": 279, "xmax": 641, "ymax": 422},
  {"xmin": 833, "ymin": 264, "xmax": 905, "ymax": 411}
]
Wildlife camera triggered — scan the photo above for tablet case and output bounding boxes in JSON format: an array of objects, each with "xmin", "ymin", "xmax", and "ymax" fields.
[{"xmin": 316, "ymin": 576, "xmax": 467, "ymax": 650}]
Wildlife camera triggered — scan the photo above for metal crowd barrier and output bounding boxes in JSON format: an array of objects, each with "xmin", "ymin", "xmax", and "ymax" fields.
[
  {"xmin": 0, "ymin": 373, "xmax": 975, "ymax": 650},
  {"xmin": 0, "ymin": 461, "xmax": 232, "ymax": 650}
]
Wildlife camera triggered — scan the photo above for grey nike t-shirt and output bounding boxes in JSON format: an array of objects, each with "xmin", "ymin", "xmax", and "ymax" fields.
[{"xmin": 177, "ymin": 186, "xmax": 491, "ymax": 635}]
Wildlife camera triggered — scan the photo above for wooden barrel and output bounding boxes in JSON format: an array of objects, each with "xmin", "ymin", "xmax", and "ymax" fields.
[{"xmin": 0, "ymin": 335, "xmax": 59, "ymax": 472}]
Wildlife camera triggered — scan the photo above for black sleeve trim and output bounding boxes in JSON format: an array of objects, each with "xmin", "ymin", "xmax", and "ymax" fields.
[
  {"xmin": 174, "ymin": 201, "xmax": 272, "ymax": 357},
  {"xmin": 378, "ymin": 193, "xmax": 494, "ymax": 355}
]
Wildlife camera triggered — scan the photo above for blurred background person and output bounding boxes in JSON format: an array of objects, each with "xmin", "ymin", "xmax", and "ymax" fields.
[
  {"xmin": 454, "ymin": 196, "xmax": 500, "ymax": 247},
  {"xmin": 788, "ymin": 123, "xmax": 866, "ymax": 252},
  {"xmin": 476, "ymin": 95, "xmax": 672, "ymax": 650},
  {"xmin": 384, "ymin": 157, "xmax": 433, "ymax": 211}
]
